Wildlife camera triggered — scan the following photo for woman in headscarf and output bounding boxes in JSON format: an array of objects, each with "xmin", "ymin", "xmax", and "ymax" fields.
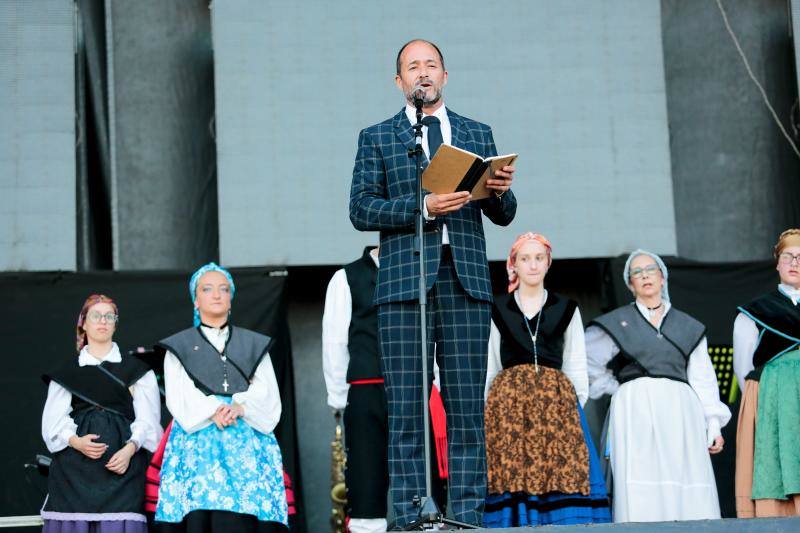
[
  {"xmin": 154, "ymin": 263, "xmax": 288, "ymax": 532},
  {"xmin": 41, "ymin": 294, "xmax": 162, "ymax": 532},
  {"xmin": 734, "ymin": 229, "xmax": 800, "ymax": 517},
  {"xmin": 482, "ymin": 233, "xmax": 610, "ymax": 528},
  {"xmin": 586, "ymin": 250, "xmax": 730, "ymax": 522}
]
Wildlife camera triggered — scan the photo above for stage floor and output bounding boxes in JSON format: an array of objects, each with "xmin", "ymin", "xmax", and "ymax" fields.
[{"xmin": 465, "ymin": 516, "xmax": 800, "ymax": 532}]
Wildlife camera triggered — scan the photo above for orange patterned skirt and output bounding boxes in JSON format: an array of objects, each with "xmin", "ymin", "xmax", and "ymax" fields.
[{"xmin": 485, "ymin": 364, "xmax": 589, "ymax": 496}]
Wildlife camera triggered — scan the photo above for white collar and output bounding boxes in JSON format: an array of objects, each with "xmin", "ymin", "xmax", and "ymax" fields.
[
  {"xmin": 369, "ymin": 247, "xmax": 380, "ymax": 267},
  {"xmin": 404, "ymin": 103, "xmax": 448, "ymax": 126},
  {"xmin": 779, "ymin": 283, "xmax": 800, "ymax": 305},
  {"xmin": 200, "ymin": 324, "xmax": 230, "ymax": 338},
  {"xmin": 78, "ymin": 342, "xmax": 121, "ymax": 367}
]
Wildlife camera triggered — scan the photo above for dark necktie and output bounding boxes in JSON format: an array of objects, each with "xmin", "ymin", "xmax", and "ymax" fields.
[{"xmin": 421, "ymin": 115, "xmax": 443, "ymax": 159}]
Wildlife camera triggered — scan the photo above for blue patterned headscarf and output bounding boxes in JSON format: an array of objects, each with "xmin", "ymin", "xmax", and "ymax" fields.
[
  {"xmin": 623, "ymin": 249, "xmax": 670, "ymax": 302},
  {"xmin": 189, "ymin": 262, "xmax": 236, "ymax": 326}
]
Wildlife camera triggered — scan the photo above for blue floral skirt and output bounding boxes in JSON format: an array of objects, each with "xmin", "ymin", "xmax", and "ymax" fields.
[
  {"xmin": 155, "ymin": 398, "xmax": 288, "ymax": 525},
  {"xmin": 483, "ymin": 403, "xmax": 611, "ymax": 527}
]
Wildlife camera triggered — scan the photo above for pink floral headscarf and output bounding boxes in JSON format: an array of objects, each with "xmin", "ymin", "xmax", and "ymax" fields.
[{"xmin": 506, "ymin": 232, "xmax": 552, "ymax": 293}]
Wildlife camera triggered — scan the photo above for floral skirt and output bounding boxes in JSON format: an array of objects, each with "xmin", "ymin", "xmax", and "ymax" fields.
[{"xmin": 155, "ymin": 398, "xmax": 287, "ymax": 525}]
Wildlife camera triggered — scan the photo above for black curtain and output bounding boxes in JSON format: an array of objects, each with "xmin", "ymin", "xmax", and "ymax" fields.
[
  {"xmin": 1, "ymin": 269, "xmax": 304, "ymax": 531},
  {"xmin": 75, "ymin": 0, "xmax": 113, "ymax": 270}
]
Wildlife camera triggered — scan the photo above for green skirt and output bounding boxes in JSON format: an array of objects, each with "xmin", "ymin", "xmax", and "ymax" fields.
[{"xmin": 753, "ymin": 349, "xmax": 800, "ymax": 500}]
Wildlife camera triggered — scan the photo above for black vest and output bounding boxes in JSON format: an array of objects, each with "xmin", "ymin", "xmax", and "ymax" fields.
[
  {"xmin": 738, "ymin": 289, "xmax": 800, "ymax": 381},
  {"xmin": 156, "ymin": 326, "xmax": 273, "ymax": 396},
  {"xmin": 492, "ymin": 291, "xmax": 578, "ymax": 371},
  {"xmin": 589, "ymin": 304, "xmax": 706, "ymax": 385},
  {"xmin": 344, "ymin": 247, "xmax": 382, "ymax": 381},
  {"xmin": 42, "ymin": 354, "xmax": 151, "ymax": 421}
]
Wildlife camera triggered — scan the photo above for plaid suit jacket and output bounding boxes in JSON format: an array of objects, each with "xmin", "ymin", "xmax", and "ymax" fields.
[{"xmin": 349, "ymin": 107, "xmax": 517, "ymax": 305}]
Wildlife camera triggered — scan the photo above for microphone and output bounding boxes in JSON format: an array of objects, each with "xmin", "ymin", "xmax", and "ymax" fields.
[{"xmin": 412, "ymin": 84, "xmax": 425, "ymax": 111}]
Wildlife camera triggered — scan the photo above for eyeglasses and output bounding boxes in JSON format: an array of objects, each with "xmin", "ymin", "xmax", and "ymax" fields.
[
  {"xmin": 86, "ymin": 311, "xmax": 118, "ymax": 324},
  {"xmin": 778, "ymin": 252, "xmax": 800, "ymax": 265},
  {"xmin": 629, "ymin": 264, "xmax": 661, "ymax": 279}
]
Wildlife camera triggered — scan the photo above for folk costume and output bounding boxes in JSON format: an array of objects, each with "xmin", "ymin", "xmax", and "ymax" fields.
[
  {"xmin": 482, "ymin": 233, "xmax": 610, "ymax": 528},
  {"xmin": 154, "ymin": 263, "xmax": 288, "ymax": 532},
  {"xmin": 322, "ymin": 247, "xmax": 449, "ymax": 533},
  {"xmin": 586, "ymin": 250, "xmax": 730, "ymax": 522},
  {"xmin": 734, "ymin": 282, "xmax": 800, "ymax": 517},
  {"xmin": 322, "ymin": 247, "xmax": 389, "ymax": 533},
  {"xmin": 41, "ymin": 329, "xmax": 162, "ymax": 533}
]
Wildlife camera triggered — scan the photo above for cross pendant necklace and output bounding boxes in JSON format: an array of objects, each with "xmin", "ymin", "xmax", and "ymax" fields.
[{"xmin": 220, "ymin": 352, "xmax": 230, "ymax": 393}]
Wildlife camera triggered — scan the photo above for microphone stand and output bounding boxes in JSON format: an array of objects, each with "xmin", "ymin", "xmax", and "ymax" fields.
[{"xmin": 403, "ymin": 94, "xmax": 477, "ymax": 531}]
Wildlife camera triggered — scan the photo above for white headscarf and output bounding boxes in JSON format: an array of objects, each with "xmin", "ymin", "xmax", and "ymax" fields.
[{"xmin": 623, "ymin": 249, "xmax": 670, "ymax": 302}]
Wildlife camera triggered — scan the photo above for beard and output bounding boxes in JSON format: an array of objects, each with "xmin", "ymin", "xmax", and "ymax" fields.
[{"xmin": 405, "ymin": 84, "xmax": 442, "ymax": 107}]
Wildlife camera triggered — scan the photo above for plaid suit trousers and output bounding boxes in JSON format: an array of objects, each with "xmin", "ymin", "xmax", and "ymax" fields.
[{"xmin": 378, "ymin": 249, "xmax": 490, "ymax": 527}]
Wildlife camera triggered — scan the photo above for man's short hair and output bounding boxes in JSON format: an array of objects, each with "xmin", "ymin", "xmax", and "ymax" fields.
[{"xmin": 395, "ymin": 39, "xmax": 445, "ymax": 75}]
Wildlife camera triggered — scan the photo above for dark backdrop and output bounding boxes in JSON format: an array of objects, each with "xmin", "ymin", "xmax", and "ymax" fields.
[{"xmin": 0, "ymin": 268, "xmax": 304, "ymax": 531}]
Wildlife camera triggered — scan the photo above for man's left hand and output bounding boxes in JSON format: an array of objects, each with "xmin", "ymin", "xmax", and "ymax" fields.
[{"xmin": 486, "ymin": 165, "xmax": 514, "ymax": 195}]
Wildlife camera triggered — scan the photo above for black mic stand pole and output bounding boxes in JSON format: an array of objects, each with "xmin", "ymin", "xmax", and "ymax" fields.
[{"xmin": 403, "ymin": 93, "xmax": 477, "ymax": 531}]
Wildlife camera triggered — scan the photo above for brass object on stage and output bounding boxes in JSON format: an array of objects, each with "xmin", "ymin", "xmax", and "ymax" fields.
[{"xmin": 330, "ymin": 410, "xmax": 347, "ymax": 533}]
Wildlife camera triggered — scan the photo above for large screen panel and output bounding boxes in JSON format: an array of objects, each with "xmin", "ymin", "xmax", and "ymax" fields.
[
  {"xmin": 213, "ymin": 0, "xmax": 675, "ymax": 265},
  {"xmin": 0, "ymin": 0, "xmax": 75, "ymax": 271}
]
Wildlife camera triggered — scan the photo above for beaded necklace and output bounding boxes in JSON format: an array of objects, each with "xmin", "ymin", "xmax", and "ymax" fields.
[{"xmin": 520, "ymin": 290, "xmax": 546, "ymax": 373}]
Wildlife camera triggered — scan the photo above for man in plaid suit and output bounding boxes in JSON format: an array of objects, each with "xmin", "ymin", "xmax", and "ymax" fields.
[{"xmin": 349, "ymin": 39, "xmax": 517, "ymax": 527}]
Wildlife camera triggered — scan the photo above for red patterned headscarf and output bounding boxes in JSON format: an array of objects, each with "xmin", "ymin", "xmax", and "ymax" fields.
[
  {"xmin": 76, "ymin": 294, "xmax": 118, "ymax": 352},
  {"xmin": 506, "ymin": 232, "xmax": 552, "ymax": 293}
]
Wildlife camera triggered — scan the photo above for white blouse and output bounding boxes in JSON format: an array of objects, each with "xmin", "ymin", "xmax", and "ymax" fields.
[
  {"xmin": 485, "ymin": 291, "xmax": 589, "ymax": 407},
  {"xmin": 41, "ymin": 343, "xmax": 163, "ymax": 454},
  {"xmin": 164, "ymin": 325, "xmax": 282, "ymax": 435},
  {"xmin": 733, "ymin": 284, "xmax": 799, "ymax": 386},
  {"xmin": 585, "ymin": 301, "xmax": 731, "ymax": 441}
]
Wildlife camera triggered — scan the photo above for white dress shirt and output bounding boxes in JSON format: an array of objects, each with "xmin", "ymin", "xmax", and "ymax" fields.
[
  {"xmin": 164, "ymin": 325, "xmax": 282, "ymax": 435},
  {"xmin": 41, "ymin": 343, "xmax": 163, "ymax": 453},
  {"xmin": 406, "ymin": 104, "xmax": 452, "ymax": 245},
  {"xmin": 733, "ymin": 284, "xmax": 799, "ymax": 386},
  {"xmin": 585, "ymin": 302, "xmax": 731, "ymax": 442},
  {"xmin": 484, "ymin": 290, "xmax": 589, "ymax": 406}
]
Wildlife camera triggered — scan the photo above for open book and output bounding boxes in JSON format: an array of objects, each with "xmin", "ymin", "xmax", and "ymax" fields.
[{"xmin": 422, "ymin": 144, "xmax": 517, "ymax": 201}]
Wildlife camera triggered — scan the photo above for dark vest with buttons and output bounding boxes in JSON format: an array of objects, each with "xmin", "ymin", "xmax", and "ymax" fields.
[
  {"xmin": 492, "ymin": 291, "xmax": 577, "ymax": 371},
  {"xmin": 156, "ymin": 326, "xmax": 273, "ymax": 396},
  {"xmin": 589, "ymin": 304, "xmax": 706, "ymax": 385},
  {"xmin": 344, "ymin": 247, "xmax": 382, "ymax": 382},
  {"xmin": 738, "ymin": 289, "xmax": 800, "ymax": 381}
]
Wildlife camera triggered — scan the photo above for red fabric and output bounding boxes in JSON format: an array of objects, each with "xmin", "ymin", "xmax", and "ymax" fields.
[
  {"xmin": 144, "ymin": 420, "xmax": 172, "ymax": 513},
  {"xmin": 142, "ymin": 420, "xmax": 296, "ymax": 516},
  {"xmin": 347, "ymin": 378, "xmax": 385, "ymax": 385},
  {"xmin": 429, "ymin": 385, "xmax": 448, "ymax": 480},
  {"xmin": 284, "ymin": 470, "xmax": 296, "ymax": 516}
]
